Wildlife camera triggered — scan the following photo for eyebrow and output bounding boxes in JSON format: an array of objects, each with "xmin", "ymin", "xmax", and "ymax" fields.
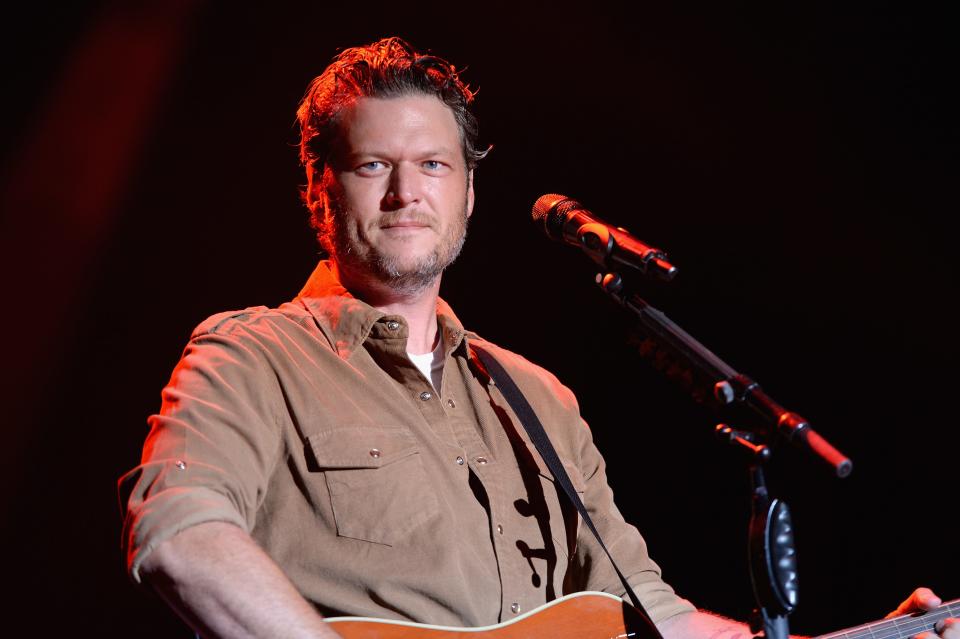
[
  {"xmin": 347, "ymin": 146, "xmax": 459, "ymax": 159},
  {"xmin": 418, "ymin": 147, "xmax": 458, "ymax": 157}
]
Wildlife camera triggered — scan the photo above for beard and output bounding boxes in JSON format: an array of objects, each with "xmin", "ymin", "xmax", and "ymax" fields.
[{"xmin": 324, "ymin": 194, "xmax": 470, "ymax": 297}]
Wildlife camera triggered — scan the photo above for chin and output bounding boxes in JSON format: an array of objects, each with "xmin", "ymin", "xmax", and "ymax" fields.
[{"xmin": 373, "ymin": 251, "xmax": 444, "ymax": 287}]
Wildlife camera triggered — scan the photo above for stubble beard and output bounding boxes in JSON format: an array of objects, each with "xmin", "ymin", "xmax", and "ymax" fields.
[{"xmin": 326, "ymin": 197, "xmax": 470, "ymax": 298}]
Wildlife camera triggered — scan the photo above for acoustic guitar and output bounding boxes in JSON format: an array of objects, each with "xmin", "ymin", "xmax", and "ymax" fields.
[{"xmin": 327, "ymin": 590, "xmax": 958, "ymax": 639}]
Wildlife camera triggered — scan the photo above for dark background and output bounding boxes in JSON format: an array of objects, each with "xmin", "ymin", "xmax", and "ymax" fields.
[{"xmin": 1, "ymin": 2, "xmax": 955, "ymax": 636}]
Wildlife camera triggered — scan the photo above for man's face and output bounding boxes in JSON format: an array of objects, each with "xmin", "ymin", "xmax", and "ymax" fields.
[{"xmin": 315, "ymin": 94, "xmax": 475, "ymax": 295}]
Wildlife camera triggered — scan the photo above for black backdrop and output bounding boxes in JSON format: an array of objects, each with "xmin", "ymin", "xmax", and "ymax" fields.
[{"xmin": 1, "ymin": 2, "xmax": 955, "ymax": 636}]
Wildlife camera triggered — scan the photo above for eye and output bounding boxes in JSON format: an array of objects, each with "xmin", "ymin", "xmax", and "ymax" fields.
[
  {"xmin": 422, "ymin": 160, "xmax": 451, "ymax": 173},
  {"xmin": 356, "ymin": 161, "xmax": 387, "ymax": 174}
]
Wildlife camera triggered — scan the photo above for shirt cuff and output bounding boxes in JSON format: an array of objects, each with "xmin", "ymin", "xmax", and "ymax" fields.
[{"xmin": 123, "ymin": 485, "xmax": 248, "ymax": 583}]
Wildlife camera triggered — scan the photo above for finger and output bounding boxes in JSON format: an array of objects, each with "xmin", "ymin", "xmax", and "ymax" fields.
[
  {"xmin": 915, "ymin": 587, "xmax": 943, "ymax": 611},
  {"xmin": 936, "ymin": 618, "xmax": 959, "ymax": 639},
  {"xmin": 888, "ymin": 587, "xmax": 943, "ymax": 618}
]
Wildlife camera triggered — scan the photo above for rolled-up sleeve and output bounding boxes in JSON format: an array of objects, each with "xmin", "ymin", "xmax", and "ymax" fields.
[{"xmin": 118, "ymin": 317, "xmax": 283, "ymax": 583}]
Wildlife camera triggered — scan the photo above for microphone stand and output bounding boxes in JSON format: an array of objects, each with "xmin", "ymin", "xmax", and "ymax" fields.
[
  {"xmin": 717, "ymin": 424, "xmax": 798, "ymax": 639},
  {"xmin": 595, "ymin": 269, "xmax": 852, "ymax": 639}
]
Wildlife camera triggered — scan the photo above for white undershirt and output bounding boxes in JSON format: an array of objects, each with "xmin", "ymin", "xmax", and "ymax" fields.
[{"xmin": 407, "ymin": 337, "xmax": 445, "ymax": 392}]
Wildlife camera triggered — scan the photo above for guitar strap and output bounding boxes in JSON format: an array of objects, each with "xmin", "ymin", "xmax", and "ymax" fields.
[{"xmin": 471, "ymin": 344, "xmax": 665, "ymax": 639}]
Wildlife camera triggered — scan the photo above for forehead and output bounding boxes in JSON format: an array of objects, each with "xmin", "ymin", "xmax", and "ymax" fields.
[{"xmin": 331, "ymin": 94, "xmax": 462, "ymax": 158}]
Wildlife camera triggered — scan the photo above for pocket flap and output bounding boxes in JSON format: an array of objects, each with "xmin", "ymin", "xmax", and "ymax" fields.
[{"xmin": 307, "ymin": 428, "xmax": 418, "ymax": 470}]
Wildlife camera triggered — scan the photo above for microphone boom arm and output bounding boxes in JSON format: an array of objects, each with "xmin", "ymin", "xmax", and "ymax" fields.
[{"xmin": 598, "ymin": 271, "xmax": 852, "ymax": 478}]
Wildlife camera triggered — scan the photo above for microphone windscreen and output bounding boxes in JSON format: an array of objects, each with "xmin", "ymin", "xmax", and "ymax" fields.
[{"xmin": 531, "ymin": 194, "xmax": 568, "ymax": 224}]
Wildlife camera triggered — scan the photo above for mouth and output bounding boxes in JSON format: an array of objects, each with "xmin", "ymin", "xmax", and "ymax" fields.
[
  {"xmin": 379, "ymin": 214, "xmax": 434, "ymax": 230},
  {"xmin": 381, "ymin": 221, "xmax": 431, "ymax": 229}
]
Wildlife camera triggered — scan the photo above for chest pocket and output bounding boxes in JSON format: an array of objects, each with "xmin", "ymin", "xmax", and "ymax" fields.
[{"xmin": 307, "ymin": 427, "xmax": 439, "ymax": 547}]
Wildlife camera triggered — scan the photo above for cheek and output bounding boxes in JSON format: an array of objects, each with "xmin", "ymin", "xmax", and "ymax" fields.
[
  {"xmin": 335, "ymin": 178, "xmax": 383, "ymax": 224},
  {"xmin": 429, "ymin": 179, "xmax": 469, "ymax": 210}
]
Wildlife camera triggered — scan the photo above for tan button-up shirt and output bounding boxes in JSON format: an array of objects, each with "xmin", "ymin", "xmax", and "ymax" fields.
[{"xmin": 119, "ymin": 261, "xmax": 694, "ymax": 627}]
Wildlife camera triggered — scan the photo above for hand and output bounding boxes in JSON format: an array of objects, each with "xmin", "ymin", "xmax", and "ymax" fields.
[{"xmin": 886, "ymin": 588, "xmax": 957, "ymax": 639}]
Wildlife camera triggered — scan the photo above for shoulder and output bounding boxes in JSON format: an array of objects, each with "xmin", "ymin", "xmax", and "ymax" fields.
[
  {"xmin": 179, "ymin": 302, "xmax": 332, "ymax": 372},
  {"xmin": 190, "ymin": 307, "xmax": 273, "ymax": 338},
  {"xmin": 169, "ymin": 303, "xmax": 324, "ymax": 395},
  {"xmin": 189, "ymin": 301, "xmax": 319, "ymax": 342}
]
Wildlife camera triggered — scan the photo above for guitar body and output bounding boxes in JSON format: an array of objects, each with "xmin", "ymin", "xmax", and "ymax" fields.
[
  {"xmin": 327, "ymin": 590, "xmax": 959, "ymax": 639},
  {"xmin": 327, "ymin": 591, "xmax": 656, "ymax": 639}
]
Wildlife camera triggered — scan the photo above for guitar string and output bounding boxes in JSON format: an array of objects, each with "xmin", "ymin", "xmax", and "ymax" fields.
[{"xmin": 817, "ymin": 600, "xmax": 959, "ymax": 639}]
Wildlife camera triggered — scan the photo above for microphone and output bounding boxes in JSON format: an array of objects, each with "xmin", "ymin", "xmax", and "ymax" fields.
[{"xmin": 531, "ymin": 194, "xmax": 677, "ymax": 281}]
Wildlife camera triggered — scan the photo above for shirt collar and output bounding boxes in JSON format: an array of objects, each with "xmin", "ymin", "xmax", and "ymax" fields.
[{"xmin": 296, "ymin": 260, "xmax": 473, "ymax": 359}]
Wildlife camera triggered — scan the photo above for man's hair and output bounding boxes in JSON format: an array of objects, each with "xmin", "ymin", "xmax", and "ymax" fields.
[{"xmin": 296, "ymin": 37, "xmax": 487, "ymax": 173}]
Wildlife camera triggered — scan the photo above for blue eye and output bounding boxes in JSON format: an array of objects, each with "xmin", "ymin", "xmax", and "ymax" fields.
[
  {"xmin": 423, "ymin": 160, "xmax": 447, "ymax": 172},
  {"xmin": 356, "ymin": 161, "xmax": 388, "ymax": 175}
]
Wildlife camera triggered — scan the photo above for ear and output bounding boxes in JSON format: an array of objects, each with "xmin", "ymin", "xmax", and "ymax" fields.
[
  {"xmin": 305, "ymin": 163, "xmax": 324, "ymax": 213},
  {"xmin": 466, "ymin": 169, "xmax": 475, "ymax": 218}
]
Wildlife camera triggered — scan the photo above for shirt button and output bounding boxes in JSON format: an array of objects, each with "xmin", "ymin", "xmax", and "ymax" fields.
[
  {"xmin": 446, "ymin": 398, "xmax": 456, "ymax": 408},
  {"xmin": 510, "ymin": 602, "xmax": 520, "ymax": 614},
  {"xmin": 419, "ymin": 391, "xmax": 432, "ymax": 401},
  {"xmin": 497, "ymin": 524, "xmax": 503, "ymax": 535},
  {"xmin": 369, "ymin": 449, "xmax": 381, "ymax": 458},
  {"xmin": 386, "ymin": 320, "xmax": 400, "ymax": 330},
  {"xmin": 175, "ymin": 460, "xmax": 187, "ymax": 470},
  {"xmin": 476, "ymin": 456, "xmax": 488, "ymax": 464},
  {"xmin": 456, "ymin": 456, "xmax": 465, "ymax": 465}
]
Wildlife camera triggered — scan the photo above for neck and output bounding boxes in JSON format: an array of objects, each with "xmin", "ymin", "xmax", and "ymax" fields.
[{"xmin": 332, "ymin": 261, "xmax": 441, "ymax": 355}]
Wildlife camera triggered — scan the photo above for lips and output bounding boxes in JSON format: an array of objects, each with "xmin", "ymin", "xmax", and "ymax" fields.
[
  {"xmin": 382, "ymin": 220, "xmax": 430, "ymax": 228},
  {"xmin": 379, "ymin": 213, "xmax": 434, "ymax": 230}
]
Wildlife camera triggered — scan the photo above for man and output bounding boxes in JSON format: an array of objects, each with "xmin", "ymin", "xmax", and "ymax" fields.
[{"xmin": 119, "ymin": 38, "xmax": 955, "ymax": 639}]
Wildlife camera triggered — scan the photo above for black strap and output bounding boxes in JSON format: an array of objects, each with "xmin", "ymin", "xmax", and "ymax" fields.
[{"xmin": 472, "ymin": 344, "xmax": 664, "ymax": 638}]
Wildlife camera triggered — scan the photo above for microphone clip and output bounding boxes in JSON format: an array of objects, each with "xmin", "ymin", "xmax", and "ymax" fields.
[{"xmin": 577, "ymin": 222, "xmax": 677, "ymax": 281}]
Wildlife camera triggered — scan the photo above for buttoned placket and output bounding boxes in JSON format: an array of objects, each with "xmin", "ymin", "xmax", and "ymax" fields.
[
  {"xmin": 486, "ymin": 380, "xmax": 522, "ymax": 619},
  {"xmin": 441, "ymin": 345, "xmax": 498, "ymax": 486},
  {"xmin": 378, "ymin": 316, "xmax": 456, "ymax": 443},
  {"xmin": 373, "ymin": 321, "xmax": 538, "ymax": 621},
  {"xmin": 470, "ymin": 367, "xmax": 565, "ymax": 620},
  {"xmin": 413, "ymin": 340, "xmax": 532, "ymax": 621},
  {"xmin": 454, "ymin": 352, "xmax": 526, "ymax": 621}
]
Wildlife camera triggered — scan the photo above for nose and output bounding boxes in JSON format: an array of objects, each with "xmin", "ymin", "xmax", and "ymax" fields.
[{"xmin": 383, "ymin": 162, "xmax": 421, "ymax": 210}]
